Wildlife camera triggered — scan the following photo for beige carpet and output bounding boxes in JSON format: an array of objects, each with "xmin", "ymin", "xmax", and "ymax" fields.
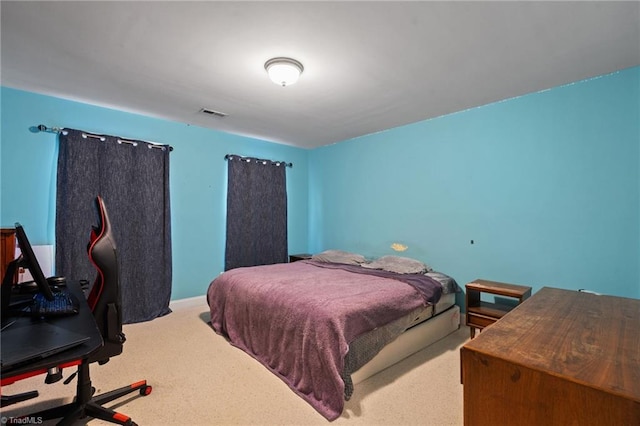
[{"xmin": 1, "ymin": 297, "xmax": 470, "ymax": 425}]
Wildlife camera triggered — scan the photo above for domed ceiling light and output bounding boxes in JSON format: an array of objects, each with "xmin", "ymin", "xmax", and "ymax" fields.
[{"xmin": 264, "ymin": 57, "xmax": 304, "ymax": 87}]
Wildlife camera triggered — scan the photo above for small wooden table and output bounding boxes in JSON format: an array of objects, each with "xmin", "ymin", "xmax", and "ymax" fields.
[
  {"xmin": 465, "ymin": 279, "xmax": 531, "ymax": 338},
  {"xmin": 289, "ymin": 253, "xmax": 312, "ymax": 263}
]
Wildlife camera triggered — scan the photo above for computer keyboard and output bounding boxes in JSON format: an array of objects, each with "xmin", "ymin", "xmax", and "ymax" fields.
[{"xmin": 31, "ymin": 291, "xmax": 80, "ymax": 317}]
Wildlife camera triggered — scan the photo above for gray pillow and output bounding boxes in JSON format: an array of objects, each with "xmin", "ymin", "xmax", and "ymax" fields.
[
  {"xmin": 311, "ymin": 250, "xmax": 366, "ymax": 265},
  {"xmin": 425, "ymin": 271, "xmax": 461, "ymax": 294},
  {"xmin": 362, "ymin": 255, "xmax": 431, "ymax": 274}
]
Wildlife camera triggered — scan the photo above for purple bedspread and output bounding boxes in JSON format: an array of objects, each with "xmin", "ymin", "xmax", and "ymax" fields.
[{"xmin": 207, "ymin": 260, "xmax": 442, "ymax": 420}]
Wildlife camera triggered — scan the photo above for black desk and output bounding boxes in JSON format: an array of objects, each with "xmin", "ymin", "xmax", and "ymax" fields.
[
  {"xmin": 1, "ymin": 280, "xmax": 102, "ymax": 399},
  {"xmin": 2, "ymin": 280, "xmax": 149, "ymax": 426}
]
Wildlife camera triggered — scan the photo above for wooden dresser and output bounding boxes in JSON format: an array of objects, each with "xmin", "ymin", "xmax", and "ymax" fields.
[
  {"xmin": 1, "ymin": 227, "xmax": 17, "ymax": 283},
  {"xmin": 460, "ymin": 287, "xmax": 640, "ymax": 426}
]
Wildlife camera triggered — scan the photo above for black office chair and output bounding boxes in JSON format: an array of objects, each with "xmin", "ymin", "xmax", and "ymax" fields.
[
  {"xmin": 86, "ymin": 195, "xmax": 126, "ymax": 364},
  {"xmin": 23, "ymin": 196, "xmax": 151, "ymax": 425}
]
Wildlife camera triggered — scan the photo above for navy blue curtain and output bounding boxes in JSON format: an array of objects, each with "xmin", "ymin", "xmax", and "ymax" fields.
[
  {"xmin": 56, "ymin": 129, "xmax": 172, "ymax": 323},
  {"xmin": 225, "ymin": 155, "xmax": 288, "ymax": 270}
]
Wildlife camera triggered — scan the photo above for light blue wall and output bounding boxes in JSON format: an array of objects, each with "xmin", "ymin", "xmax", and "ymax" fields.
[
  {"xmin": 309, "ymin": 67, "xmax": 640, "ymax": 299},
  {"xmin": 0, "ymin": 87, "xmax": 309, "ymax": 300},
  {"xmin": 2, "ymin": 67, "xmax": 639, "ymax": 302}
]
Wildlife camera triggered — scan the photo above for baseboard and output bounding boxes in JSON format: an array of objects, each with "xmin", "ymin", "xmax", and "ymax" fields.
[{"xmin": 169, "ymin": 295, "xmax": 206, "ymax": 310}]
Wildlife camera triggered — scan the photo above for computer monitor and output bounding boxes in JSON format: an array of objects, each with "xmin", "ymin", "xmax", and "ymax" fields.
[{"xmin": 14, "ymin": 223, "xmax": 54, "ymax": 301}]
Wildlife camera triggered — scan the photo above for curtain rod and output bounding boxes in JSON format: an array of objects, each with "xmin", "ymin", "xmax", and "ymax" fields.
[
  {"xmin": 224, "ymin": 154, "xmax": 293, "ymax": 168},
  {"xmin": 34, "ymin": 124, "xmax": 174, "ymax": 152}
]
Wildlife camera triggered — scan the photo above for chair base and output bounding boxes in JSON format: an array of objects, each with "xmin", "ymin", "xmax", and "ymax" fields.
[
  {"xmin": 15, "ymin": 362, "xmax": 151, "ymax": 426},
  {"xmin": 1, "ymin": 390, "xmax": 39, "ymax": 407}
]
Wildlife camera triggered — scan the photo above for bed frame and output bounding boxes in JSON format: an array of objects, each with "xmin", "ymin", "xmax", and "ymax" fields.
[{"xmin": 352, "ymin": 303, "xmax": 460, "ymax": 384}]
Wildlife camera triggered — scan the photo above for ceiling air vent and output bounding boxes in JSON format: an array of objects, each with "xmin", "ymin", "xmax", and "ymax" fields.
[{"xmin": 200, "ymin": 108, "xmax": 227, "ymax": 118}]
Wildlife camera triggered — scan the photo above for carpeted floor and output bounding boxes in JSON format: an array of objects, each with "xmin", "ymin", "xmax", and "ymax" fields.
[{"xmin": 1, "ymin": 297, "xmax": 470, "ymax": 425}]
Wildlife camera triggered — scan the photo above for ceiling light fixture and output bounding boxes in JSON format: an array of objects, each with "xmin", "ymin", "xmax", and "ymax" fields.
[{"xmin": 264, "ymin": 57, "xmax": 304, "ymax": 87}]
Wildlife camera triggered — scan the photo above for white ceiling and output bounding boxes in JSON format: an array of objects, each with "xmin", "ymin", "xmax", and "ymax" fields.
[{"xmin": 2, "ymin": 1, "xmax": 639, "ymax": 149}]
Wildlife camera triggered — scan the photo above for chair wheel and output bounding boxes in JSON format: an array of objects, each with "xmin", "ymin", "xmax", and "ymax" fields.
[{"xmin": 140, "ymin": 385, "xmax": 152, "ymax": 396}]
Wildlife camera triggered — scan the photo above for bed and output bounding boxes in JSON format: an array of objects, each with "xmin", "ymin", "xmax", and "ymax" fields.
[{"xmin": 207, "ymin": 252, "xmax": 461, "ymax": 420}]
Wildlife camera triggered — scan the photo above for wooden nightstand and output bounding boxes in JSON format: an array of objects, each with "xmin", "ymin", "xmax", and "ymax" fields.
[
  {"xmin": 289, "ymin": 253, "xmax": 312, "ymax": 263},
  {"xmin": 465, "ymin": 279, "xmax": 532, "ymax": 338}
]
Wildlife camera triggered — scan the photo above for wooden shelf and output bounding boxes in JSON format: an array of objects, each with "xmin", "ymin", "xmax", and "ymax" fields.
[
  {"xmin": 467, "ymin": 301, "xmax": 513, "ymax": 319},
  {"xmin": 465, "ymin": 279, "xmax": 531, "ymax": 338}
]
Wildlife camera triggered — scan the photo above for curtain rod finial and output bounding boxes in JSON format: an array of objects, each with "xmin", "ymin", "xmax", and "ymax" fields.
[{"xmin": 31, "ymin": 124, "xmax": 62, "ymax": 134}]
